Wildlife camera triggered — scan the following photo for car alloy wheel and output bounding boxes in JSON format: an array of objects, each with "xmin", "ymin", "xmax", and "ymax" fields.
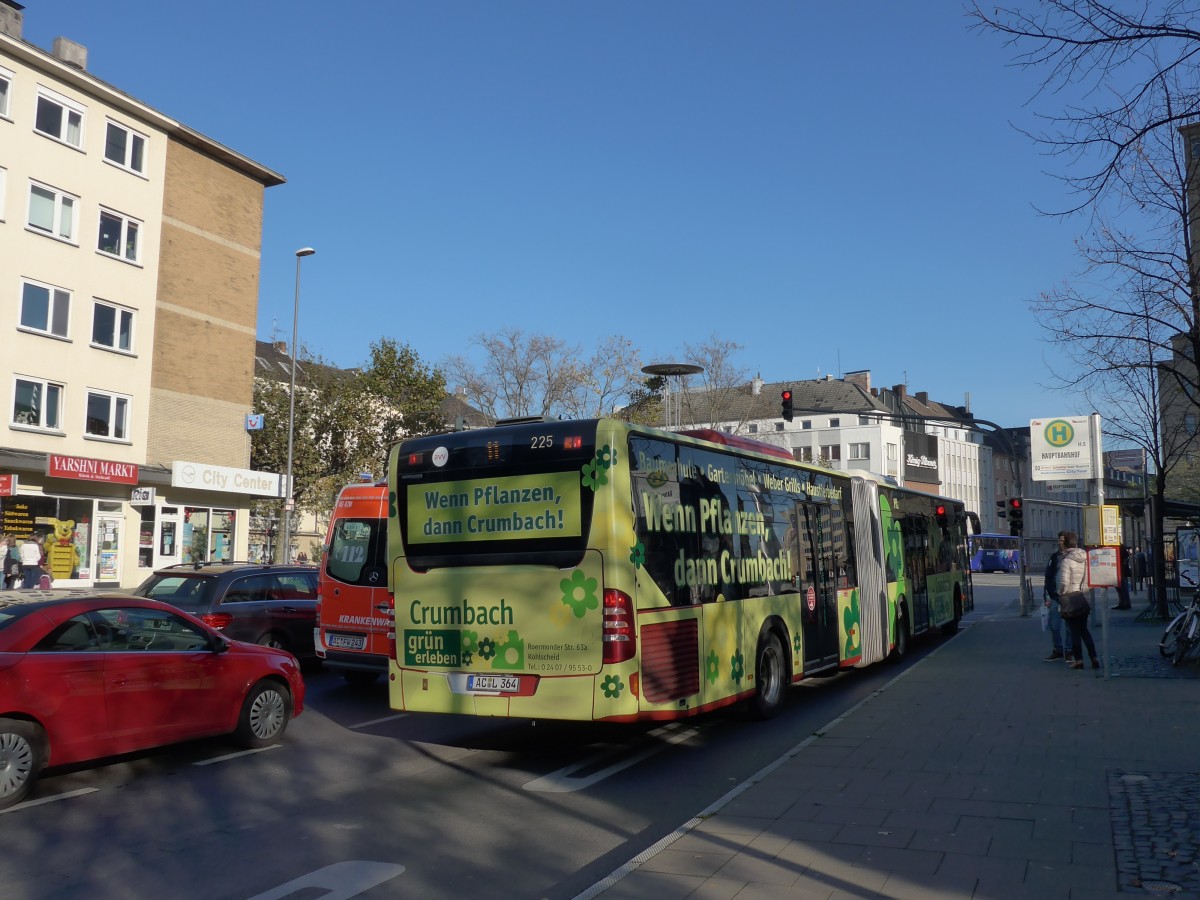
[{"xmin": 0, "ymin": 720, "xmax": 41, "ymax": 809}]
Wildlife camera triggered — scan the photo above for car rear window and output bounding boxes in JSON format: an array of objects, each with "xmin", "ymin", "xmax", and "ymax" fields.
[{"xmin": 135, "ymin": 574, "xmax": 216, "ymax": 609}]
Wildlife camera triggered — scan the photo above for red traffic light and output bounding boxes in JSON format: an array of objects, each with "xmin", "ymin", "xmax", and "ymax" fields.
[
  {"xmin": 1009, "ymin": 498, "xmax": 1022, "ymax": 510},
  {"xmin": 781, "ymin": 390, "xmax": 792, "ymax": 401},
  {"xmin": 781, "ymin": 389, "xmax": 794, "ymax": 422}
]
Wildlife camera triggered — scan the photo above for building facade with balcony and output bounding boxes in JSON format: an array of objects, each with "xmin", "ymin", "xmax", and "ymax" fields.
[{"xmin": 0, "ymin": 3, "xmax": 284, "ymax": 587}]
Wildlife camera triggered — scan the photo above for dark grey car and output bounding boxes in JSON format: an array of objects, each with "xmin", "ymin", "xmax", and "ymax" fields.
[{"xmin": 132, "ymin": 562, "xmax": 319, "ymax": 662}]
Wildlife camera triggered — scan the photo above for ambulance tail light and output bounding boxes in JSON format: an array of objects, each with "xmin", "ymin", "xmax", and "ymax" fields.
[{"xmin": 602, "ymin": 589, "xmax": 635, "ymax": 665}]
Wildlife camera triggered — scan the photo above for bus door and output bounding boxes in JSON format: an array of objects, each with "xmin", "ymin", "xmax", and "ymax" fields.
[
  {"xmin": 901, "ymin": 515, "xmax": 930, "ymax": 634},
  {"xmin": 792, "ymin": 501, "xmax": 838, "ymax": 672}
]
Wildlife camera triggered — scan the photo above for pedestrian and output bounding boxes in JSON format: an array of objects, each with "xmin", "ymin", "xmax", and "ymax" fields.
[
  {"xmin": 2, "ymin": 535, "xmax": 20, "ymax": 589},
  {"xmin": 1043, "ymin": 532, "xmax": 1068, "ymax": 662},
  {"xmin": 1134, "ymin": 546, "xmax": 1147, "ymax": 592},
  {"xmin": 1058, "ymin": 531, "xmax": 1099, "ymax": 670},
  {"xmin": 1113, "ymin": 544, "xmax": 1132, "ymax": 609},
  {"xmin": 19, "ymin": 534, "xmax": 44, "ymax": 589}
]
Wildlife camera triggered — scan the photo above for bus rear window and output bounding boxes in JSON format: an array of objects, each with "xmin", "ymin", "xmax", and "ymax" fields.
[{"xmin": 395, "ymin": 421, "xmax": 599, "ymax": 568}]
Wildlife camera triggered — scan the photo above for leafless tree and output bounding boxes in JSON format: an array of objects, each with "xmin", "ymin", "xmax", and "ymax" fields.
[
  {"xmin": 444, "ymin": 328, "xmax": 646, "ymax": 421},
  {"xmin": 678, "ymin": 333, "xmax": 750, "ymax": 429},
  {"xmin": 967, "ymin": 1, "xmax": 1200, "ymax": 215},
  {"xmin": 1031, "ymin": 114, "xmax": 1200, "ymax": 615},
  {"xmin": 972, "ymin": 2, "xmax": 1200, "ymax": 613}
]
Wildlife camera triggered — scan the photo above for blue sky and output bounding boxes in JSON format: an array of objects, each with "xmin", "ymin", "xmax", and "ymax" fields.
[{"xmin": 27, "ymin": 2, "xmax": 1088, "ymax": 429}]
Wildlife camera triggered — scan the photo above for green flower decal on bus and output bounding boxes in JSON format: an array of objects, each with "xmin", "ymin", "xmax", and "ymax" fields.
[
  {"xmin": 602, "ymin": 674, "xmax": 624, "ymax": 699},
  {"xmin": 629, "ymin": 542, "xmax": 645, "ymax": 568},
  {"xmin": 705, "ymin": 650, "xmax": 720, "ymax": 685},
  {"xmin": 462, "ymin": 630, "xmax": 479, "ymax": 656},
  {"xmin": 581, "ymin": 444, "xmax": 614, "ymax": 492},
  {"xmin": 730, "ymin": 649, "xmax": 745, "ymax": 684},
  {"xmin": 581, "ymin": 459, "xmax": 609, "ymax": 491},
  {"xmin": 793, "ymin": 634, "xmax": 802, "ymax": 658},
  {"xmin": 477, "ymin": 636, "xmax": 497, "ymax": 660},
  {"xmin": 843, "ymin": 591, "xmax": 861, "ymax": 657},
  {"xmin": 560, "ymin": 569, "xmax": 600, "ymax": 618}
]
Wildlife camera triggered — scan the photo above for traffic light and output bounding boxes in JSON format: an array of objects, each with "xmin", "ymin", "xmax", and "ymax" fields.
[
  {"xmin": 995, "ymin": 499, "xmax": 1007, "ymax": 518},
  {"xmin": 781, "ymin": 389, "xmax": 794, "ymax": 421},
  {"xmin": 1008, "ymin": 497, "xmax": 1023, "ymax": 536},
  {"xmin": 935, "ymin": 503, "xmax": 949, "ymax": 530}
]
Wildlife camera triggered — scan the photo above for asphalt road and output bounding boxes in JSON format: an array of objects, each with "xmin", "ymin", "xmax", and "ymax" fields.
[{"xmin": 0, "ymin": 579, "xmax": 1016, "ymax": 900}]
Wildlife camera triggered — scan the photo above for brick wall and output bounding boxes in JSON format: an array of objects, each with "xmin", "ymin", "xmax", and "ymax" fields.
[{"xmin": 147, "ymin": 139, "xmax": 265, "ymax": 467}]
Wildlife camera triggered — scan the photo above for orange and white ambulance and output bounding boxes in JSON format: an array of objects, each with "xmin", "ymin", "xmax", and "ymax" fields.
[{"xmin": 315, "ymin": 481, "xmax": 392, "ymax": 686}]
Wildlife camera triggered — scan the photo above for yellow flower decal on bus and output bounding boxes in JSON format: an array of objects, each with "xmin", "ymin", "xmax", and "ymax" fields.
[
  {"xmin": 843, "ymin": 590, "xmax": 861, "ymax": 658},
  {"xmin": 560, "ymin": 569, "xmax": 599, "ymax": 618},
  {"xmin": 581, "ymin": 444, "xmax": 614, "ymax": 492},
  {"xmin": 602, "ymin": 674, "xmax": 624, "ymax": 699}
]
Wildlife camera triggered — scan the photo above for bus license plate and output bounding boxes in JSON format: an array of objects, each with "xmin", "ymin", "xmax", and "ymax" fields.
[
  {"xmin": 327, "ymin": 633, "xmax": 367, "ymax": 650},
  {"xmin": 468, "ymin": 675, "xmax": 520, "ymax": 693}
]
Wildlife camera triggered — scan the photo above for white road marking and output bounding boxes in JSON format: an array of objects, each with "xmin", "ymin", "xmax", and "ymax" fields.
[
  {"xmin": 246, "ymin": 860, "xmax": 405, "ymax": 900},
  {"xmin": 0, "ymin": 787, "xmax": 99, "ymax": 813},
  {"xmin": 193, "ymin": 744, "xmax": 282, "ymax": 766},
  {"xmin": 524, "ymin": 723, "xmax": 701, "ymax": 793},
  {"xmin": 349, "ymin": 713, "xmax": 408, "ymax": 729}
]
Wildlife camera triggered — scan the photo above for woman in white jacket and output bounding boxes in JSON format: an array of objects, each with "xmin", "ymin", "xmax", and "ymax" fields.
[{"xmin": 1057, "ymin": 532, "xmax": 1098, "ymax": 669}]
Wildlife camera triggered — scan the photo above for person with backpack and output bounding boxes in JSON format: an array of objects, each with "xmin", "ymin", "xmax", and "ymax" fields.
[{"xmin": 1043, "ymin": 531, "xmax": 1068, "ymax": 661}]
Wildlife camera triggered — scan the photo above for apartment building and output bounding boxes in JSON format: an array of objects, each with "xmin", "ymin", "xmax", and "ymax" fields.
[
  {"xmin": 683, "ymin": 371, "xmax": 991, "ymax": 521},
  {"xmin": 0, "ymin": 3, "xmax": 284, "ymax": 587}
]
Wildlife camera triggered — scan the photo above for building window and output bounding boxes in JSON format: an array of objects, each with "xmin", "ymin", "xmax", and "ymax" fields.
[
  {"xmin": 820, "ymin": 444, "xmax": 842, "ymax": 461},
  {"xmin": 801, "ymin": 420, "xmax": 812, "ymax": 430},
  {"xmin": 35, "ymin": 90, "xmax": 84, "ymax": 148},
  {"xmin": 13, "ymin": 377, "xmax": 64, "ymax": 430},
  {"xmin": 104, "ymin": 121, "xmax": 147, "ymax": 174},
  {"xmin": 829, "ymin": 418, "xmax": 840, "ymax": 427},
  {"xmin": 28, "ymin": 182, "xmax": 77, "ymax": 241},
  {"xmin": 748, "ymin": 424, "xmax": 758, "ymax": 434},
  {"xmin": 0, "ymin": 166, "xmax": 6, "ymax": 220},
  {"xmin": 858, "ymin": 415, "xmax": 873, "ymax": 425},
  {"xmin": 20, "ymin": 280, "xmax": 71, "ymax": 338},
  {"xmin": 794, "ymin": 447, "xmax": 814, "ymax": 463},
  {"xmin": 849, "ymin": 442, "xmax": 870, "ymax": 460},
  {"xmin": 0, "ymin": 65, "xmax": 11, "ymax": 118},
  {"xmin": 1187, "ymin": 414, "xmax": 1198, "ymax": 436},
  {"xmin": 85, "ymin": 390, "xmax": 129, "ymax": 440},
  {"xmin": 98, "ymin": 210, "xmax": 141, "ymax": 262},
  {"xmin": 775, "ymin": 422, "xmax": 785, "ymax": 431},
  {"xmin": 91, "ymin": 300, "xmax": 134, "ymax": 352}
]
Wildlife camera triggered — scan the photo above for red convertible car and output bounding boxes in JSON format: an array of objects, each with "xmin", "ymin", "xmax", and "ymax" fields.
[{"xmin": 0, "ymin": 593, "xmax": 305, "ymax": 809}]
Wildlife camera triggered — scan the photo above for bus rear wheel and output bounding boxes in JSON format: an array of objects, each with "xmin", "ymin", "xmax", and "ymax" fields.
[
  {"xmin": 941, "ymin": 595, "xmax": 963, "ymax": 636},
  {"xmin": 888, "ymin": 603, "xmax": 909, "ymax": 663},
  {"xmin": 749, "ymin": 631, "xmax": 787, "ymax": 720}
]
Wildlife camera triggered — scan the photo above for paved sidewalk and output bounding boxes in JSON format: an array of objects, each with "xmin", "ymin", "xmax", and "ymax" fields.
[{"xmin": 585, "ymin": 595, "xmax": 1200, "ymax": 900}]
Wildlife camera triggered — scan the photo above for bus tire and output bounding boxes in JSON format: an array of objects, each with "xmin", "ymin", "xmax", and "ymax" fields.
[
  {"xmin": 749, "ymin": 631, "xmax": 787, "ymax": 720},
  {"xmin": 887, "ymin": 602, "xmax": 909, "ymax": 663},
  {"xmin": 941, "ymin": 594, "xmax": 963, "ymax": 636}
]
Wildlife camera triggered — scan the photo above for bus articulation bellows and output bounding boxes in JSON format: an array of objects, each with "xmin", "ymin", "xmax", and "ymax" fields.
[{"xmin": 387, "ymin": 418, "xmax": 975, "ymax": 722}]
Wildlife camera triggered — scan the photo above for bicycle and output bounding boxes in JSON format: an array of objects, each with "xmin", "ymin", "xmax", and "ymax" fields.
[{"xmin": 1159, "ymin": 590, "xmax": 1200, "ymax": 666}]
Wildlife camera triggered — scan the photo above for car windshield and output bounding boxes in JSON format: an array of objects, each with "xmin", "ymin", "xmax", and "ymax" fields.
[{"xmin": 134, "ymin": 574, "xmax": 216, "ymax": 610}]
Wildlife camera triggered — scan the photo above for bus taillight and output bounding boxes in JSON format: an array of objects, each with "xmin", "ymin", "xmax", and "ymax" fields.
[
  {"xmin": 602, "ymin": 589, "xmax": 635, "ymax": 664},
  {"xmin": 388, "ymin": 629, "xmax": 396, "ymax": 660}
]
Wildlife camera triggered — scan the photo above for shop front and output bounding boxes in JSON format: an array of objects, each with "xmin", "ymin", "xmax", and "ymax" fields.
[{"xmin": 0, "ymin": 451, "xmax": 282, "ymax": 589}]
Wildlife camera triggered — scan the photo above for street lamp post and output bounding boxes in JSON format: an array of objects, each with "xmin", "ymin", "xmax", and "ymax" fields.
[{"xmin": 280, "ymin": 247, "xmax": 315, "ymax": 563}]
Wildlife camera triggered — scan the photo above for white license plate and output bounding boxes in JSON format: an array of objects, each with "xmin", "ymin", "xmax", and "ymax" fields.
[
  {"xmin": 327, "ymin": 634, "xmax": 367, "ymax": 650},
  {"xmin": 467, "ymin": 674, "xmax": 520, "ymax": 693}
]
